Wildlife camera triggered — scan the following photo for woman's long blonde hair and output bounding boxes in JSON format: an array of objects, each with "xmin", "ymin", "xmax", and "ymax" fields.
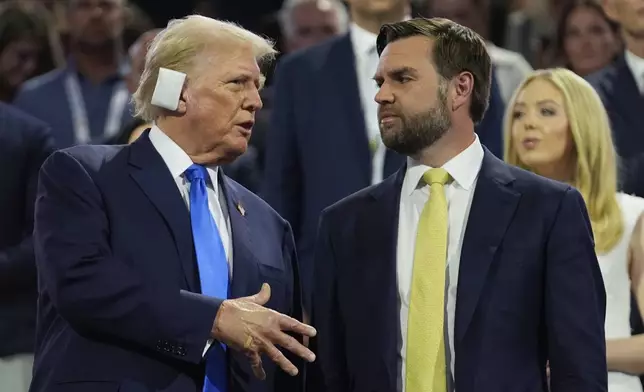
[{"xmin": 503, "ymin": 68, "xmax": 623, "ymax": 254}]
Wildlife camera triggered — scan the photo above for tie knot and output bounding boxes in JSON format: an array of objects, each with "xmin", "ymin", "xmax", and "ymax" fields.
[
  {"xmin": 184, "ymin": 164, "xmax": 209, "ymax": 183},
  {"xmin": 423, "ymin": 168, "xmax": 450, "ymax": 186}
]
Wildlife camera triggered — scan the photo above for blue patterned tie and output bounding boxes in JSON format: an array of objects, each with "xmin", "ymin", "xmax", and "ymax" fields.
[{"xmin": 184, "ymin": 164, "xmax": 229, "ymax": 392}]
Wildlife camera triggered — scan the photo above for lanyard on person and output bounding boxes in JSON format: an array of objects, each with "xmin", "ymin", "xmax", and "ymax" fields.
[{"xmin": 64, "ymin": 73, "xmax": 129, "ymax": 144}]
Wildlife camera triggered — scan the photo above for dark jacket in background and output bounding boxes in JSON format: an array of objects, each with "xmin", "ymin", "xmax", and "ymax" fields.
[{"xmin": 0, "ymin": 102, "xmax": 54, "ymax": 357}]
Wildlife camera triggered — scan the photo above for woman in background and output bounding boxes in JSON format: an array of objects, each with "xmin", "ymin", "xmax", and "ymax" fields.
[
  {"xmin": 0, "ymin": 1, "xmax": 62, "ymax": 102},
  {"xmin": 504, "ymin": 68, "xmax": 644, "ymax": 392},
  {"xmin": 555, "ymin": 0, "xmax": 620, "ymax": 76}
]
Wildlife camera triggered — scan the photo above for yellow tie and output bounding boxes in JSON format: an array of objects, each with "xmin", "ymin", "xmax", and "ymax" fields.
[{"xmin": 406, "ymin": 168, "xmax": 451, "ymax": 392}]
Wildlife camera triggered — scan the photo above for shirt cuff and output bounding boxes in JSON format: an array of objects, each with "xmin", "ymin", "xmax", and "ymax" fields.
[{"xmin": 203, "ymin": 338, "xmax": 213, "ymax": 358}]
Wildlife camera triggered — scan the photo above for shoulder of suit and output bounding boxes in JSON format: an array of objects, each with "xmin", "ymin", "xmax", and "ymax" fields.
[
  {"xmin": 504, "ymin": 163, "xmax": 572, "ymax": 197},
  {"xmin": 0, "ymin": 101, "xmax": 48, "ymax": 128},
  {"xmin": 585, "ymin": 60, "xmax": 622, "ymax": 94},
  {"xmin": 55, "ymin": 143, "xmax": 125, "ymax": 173},
  {"xmin": 321, "ymin": 180, "xmax": 385, "ymax": 220},
  {"xmin": 18, "ymin": 68, "xmax": 65, "ymax": 94}
]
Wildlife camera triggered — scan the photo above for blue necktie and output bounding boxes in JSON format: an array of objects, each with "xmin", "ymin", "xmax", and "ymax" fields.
[{"xmin": 184, "ymin": 164, "xmax": 229, "ymax": 392}]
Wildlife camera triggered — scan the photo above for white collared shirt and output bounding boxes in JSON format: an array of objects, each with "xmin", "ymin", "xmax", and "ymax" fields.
[
  {"xmin": 397, "ymin": 136, "xmax": 484, "ymax": 391},
  {"xmin": 148, "ymin": 125, "xmax": 233, "ymax": 274},
  {"xmin": 486, "ymin": 42, "xmax": 532, "ymax": 103},
  {"xmin": 625, "ymin": 50, "xmax": 644, "ymax": 93}
]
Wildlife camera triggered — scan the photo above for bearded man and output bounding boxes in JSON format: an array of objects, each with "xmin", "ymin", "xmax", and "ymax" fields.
[{"xmin": 306, "ymin": 17, "xmax": 608, "ymax": 392}]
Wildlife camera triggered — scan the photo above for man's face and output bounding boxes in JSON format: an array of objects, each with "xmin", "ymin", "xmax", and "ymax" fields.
[
  {"xmin": 604, "ymin": 0, "xmax": 644, "ymax": 36},
  {"xmin": 374, "ymin": 36, "xmax": 452, "ymax": 156},
  {"xmin": 68, "ymin": 0, "xmax": 125, "ymax": 47},
  {"xmin": 182, "ymin": 45, "xmax": 263, "ymax": 164},
  {"xmin": 345, "ymin": 0, "xmax": 407, "ymax": 17},
  {"xmin": 286, "ymin": 1, "xmax": 342, "ymax": 53}
]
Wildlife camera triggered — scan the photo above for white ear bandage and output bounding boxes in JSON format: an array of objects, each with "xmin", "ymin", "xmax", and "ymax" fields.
[{"xmin": 150, "ymin": 67, "xmax": 186, "ymax": 111}]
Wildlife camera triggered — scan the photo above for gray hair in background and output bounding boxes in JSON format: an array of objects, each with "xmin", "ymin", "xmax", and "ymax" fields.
[{"xmin": 278, "ymin": 0, "xmax": 349, "ymax": 38}]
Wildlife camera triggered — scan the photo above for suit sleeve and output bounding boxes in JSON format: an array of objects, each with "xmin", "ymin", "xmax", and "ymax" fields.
[
  {"xmin": 261, "ymin": 57, "xmax": 303, "ymax": 241},
  {"xmin": 34, "ymin": 150, "xmax": 221, "ymax": 364},
  {"xmin": 546, "ymin": 187, "xmax": 608, "ymax": 392},
  {"xmin": 275, "ymin": 221, "xmax": 305, "ymax": 392},
  {"xmin": 306, "ymin": 212, "xmax": 349, "ymax": 392},
  {"xmin": 0, "ymin": 121, "xmax": 54, "ymax": 293}
]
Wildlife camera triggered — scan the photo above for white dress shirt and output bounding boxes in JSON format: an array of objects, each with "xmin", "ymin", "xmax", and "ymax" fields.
[
  {"xmin": 486, "ymin": 42, "xmax": 533, "ymax": 104},
  {"xmin": 149, "ymin": 125, "xmax": 233, "ymax": 356},
  {"xmin": 350, "ymin": 22, "xmax": 386, "ymax": 185},
  {"xmin": 397, "ymin": 136, "xmax": 484, "ymax": 391},
  {"xmin": 625, "ymin": 50, "xmax": 644, "ymax": 93}
]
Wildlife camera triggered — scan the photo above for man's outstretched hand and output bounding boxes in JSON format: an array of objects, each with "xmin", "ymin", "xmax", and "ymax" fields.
[{"xmin": 212, "ymin": 283, "xmax": 317, "ymax": 379}]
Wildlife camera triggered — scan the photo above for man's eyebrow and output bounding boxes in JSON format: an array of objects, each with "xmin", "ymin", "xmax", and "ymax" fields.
[{"xmin": 373, "ymin": 66, "xmax": 418, "ymax": 82}]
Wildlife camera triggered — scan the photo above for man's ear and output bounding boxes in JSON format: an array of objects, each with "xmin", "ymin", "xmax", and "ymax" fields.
[
  {"xmin": 175, "ymin": 84, "xmax": 188, "ymax": 115},
  {"xmin": 602, "ymin": 0, "xmax": 619, "ymax": 22},
  {"xmin": 450, "ymin": 71, "xmax": 474, "ymax": 112}
]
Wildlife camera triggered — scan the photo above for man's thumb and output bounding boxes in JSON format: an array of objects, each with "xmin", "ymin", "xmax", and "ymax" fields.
[{"xmin": 253, "ymin": 283, "xmax": 271, "ymax": 305}]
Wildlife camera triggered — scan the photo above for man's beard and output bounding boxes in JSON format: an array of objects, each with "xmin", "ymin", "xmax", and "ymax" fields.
[{"xmin": 381, "ymin": 87, "xmax": 451, "ymax": 156}]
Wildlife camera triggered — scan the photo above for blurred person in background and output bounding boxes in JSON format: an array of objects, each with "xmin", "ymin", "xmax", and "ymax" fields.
[
  {"xmin": 505, "ymin": 67, "xmax": 644, "ymax": 392},
  {"xmin": 555, "ymin": 0, "xmax": 620, "ymax": 77},
  {"xmin": 13, "ymin": 0, "xmax": 132, "ymax": 149},
  {"xmin": 0, "ymin": 103, "xmax": 54, "ymax": 392},
  {"xmin": 425, "ymin": 0, "xmax": 533, "ymax": 104},
  {"xmin": 0, "ymin": 1, "xmax": 61, "ymax": 102},
  {"xmin": 587, "ymin": 0, "xmax": 644, "ymax": 198},
  {"xmin": 263, "ymin": 0, "xmax": 410, "ymax": 313},
  {"xmin": 278, "ymin": 0, "xmax": 349, "ymax": 53},
  {"xmin": 122, "ymin": 1, "xmax": 155, "ymax": 50}
]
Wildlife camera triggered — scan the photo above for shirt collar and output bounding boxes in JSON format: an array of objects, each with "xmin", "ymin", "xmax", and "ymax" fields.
[
  {"xmin": 624, "ymin": 50, "xmax": 644, "ymax": 92},
  {"xmin": 402, "ymin": 135, "xmax": 484, "ymax": 196},
  {"xmin": 148, "ymin": 125, "xmax": 220, "ymax": 191},
  {"xmin": 349, "ymin": 15, "xmax": 412, "ymax": 59}
]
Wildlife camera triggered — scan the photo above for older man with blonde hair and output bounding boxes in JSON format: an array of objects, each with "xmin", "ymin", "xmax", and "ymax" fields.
[{"xmin": 30, "ymin": 15, "xmax": 315, "ymax": 392}]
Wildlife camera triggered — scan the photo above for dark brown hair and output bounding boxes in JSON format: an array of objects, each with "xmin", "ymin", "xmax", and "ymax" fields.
[
  {"xmin": 376, "ymin": 17, "xmax": 491, "ymax": 123},
  {"xmin": 555, "ymin": 0, "xmax": 619, "ymax": 67}
]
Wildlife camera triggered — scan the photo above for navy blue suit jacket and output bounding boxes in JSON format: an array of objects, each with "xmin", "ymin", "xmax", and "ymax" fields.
[
  {"xmin": 0, "ymin": 103, "xmax": 54, "ymax": 357},
  {"xmin": 587, "ymin": 55, "xmax": 644, "ymax": 197},
  {"xmin": 262, "ymin": 34, "xmax": 505, "ymax": 308},
  {"xmin": 31, "ymin": 132, "xmax": 304, "ymax": 392},
  {"xmin": 308, "ymin": 149, "xmax": 607, "ymax": 392}
]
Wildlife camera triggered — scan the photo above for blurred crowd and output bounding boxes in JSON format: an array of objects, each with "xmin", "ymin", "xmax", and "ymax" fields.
[{"xmin": 2, "ymin": 0, "xmax": 644, "ymax": 390}]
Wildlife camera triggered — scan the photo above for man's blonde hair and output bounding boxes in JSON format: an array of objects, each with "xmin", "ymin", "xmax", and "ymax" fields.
[{"xmin": 132, "ymin": 15, "xmax": 277, "ymax": 121}]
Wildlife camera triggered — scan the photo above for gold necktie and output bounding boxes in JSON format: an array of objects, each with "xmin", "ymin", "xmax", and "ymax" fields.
[{"xmin": 406, "ymin": 168, "xmax": 451, "ymax": 392}]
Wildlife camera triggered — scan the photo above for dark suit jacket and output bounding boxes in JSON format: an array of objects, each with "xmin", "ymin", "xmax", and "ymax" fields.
[
  {"xmin": 262, "ymin": 33, "xmax": 505, "ymax": 308},
  {"xmin": 308, "ymin": 149, "xmax": 607, "ymax": 392},
  {"xmin": 31, "ymin": 133, "xmax": 304, "ymax": 392},
  {"xmin": 0, "ymin": 103, "xmax": 54, "ymax": 357},
  {"xmin": 587, "ymin": 55, "xmax": 644, "ymax": 197}
]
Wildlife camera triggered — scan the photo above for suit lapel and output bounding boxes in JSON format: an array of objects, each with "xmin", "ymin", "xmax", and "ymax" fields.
[
  {"xmin": 455, "ymin": 150, "xmax": 521, "ymax": 344},
  {"xmin": 328, "ymin": 34, "xmax": 372, "ymax": 181},
  {"xmin": 128, "ymin": 132, "xmax": 198, "ymax": 291},
  {"xmin": 220, "ymin": 175, "xmax": 261, "ymax": 299}
]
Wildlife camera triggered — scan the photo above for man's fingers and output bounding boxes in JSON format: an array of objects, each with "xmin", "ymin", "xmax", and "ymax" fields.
[
  {"xmin": 249, "ymin": 352, "xmax": 266, "ymax": 380},
  {"xmin": 278, "ymin": 314, "xmax": 317, "ymax": 337},
  {"xmin": 260, "ymin": 338, "xmax": 298, "ymax": 376},
  {"xmin": 250, "ymin": 283, "xmax": 271, "ymax": 306},
  {"xmin": 271, "ymin": 330, "xmax": 315, "ymax": 362}
]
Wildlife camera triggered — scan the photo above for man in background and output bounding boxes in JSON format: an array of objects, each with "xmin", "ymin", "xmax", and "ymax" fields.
[
  {"xmin": 13, "ymin": 0, "xmax": 132, "ymax": 149},
  {"xmin": 588, "ymin": 0, "xmax": 644, "ymax": 197}
]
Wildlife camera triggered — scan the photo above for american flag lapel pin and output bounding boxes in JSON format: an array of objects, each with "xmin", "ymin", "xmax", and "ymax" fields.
[{"xmin": 236, "ymin": 201, "xmax": 246, "ymax": 217}]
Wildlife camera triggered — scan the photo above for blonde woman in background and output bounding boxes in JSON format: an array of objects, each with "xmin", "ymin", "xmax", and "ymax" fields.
[{"xmin": 504, "ymin": 67, "xmax": 644, "ymax": 392}]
